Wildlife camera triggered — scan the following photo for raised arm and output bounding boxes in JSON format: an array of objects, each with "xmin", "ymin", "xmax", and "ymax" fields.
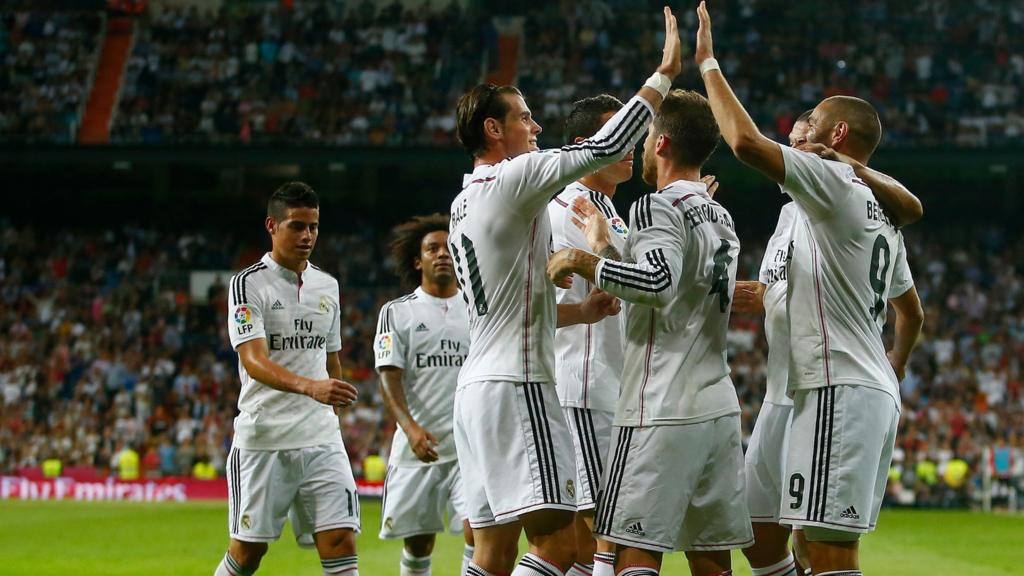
[{"xmin": 695, "ymin": 1, "xmax": 785, "ymax": 185}]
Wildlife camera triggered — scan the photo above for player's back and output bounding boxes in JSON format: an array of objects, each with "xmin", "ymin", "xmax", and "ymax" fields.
[
  {"xmin": 610, "ymin": 180, "xmax": 741, "ymax": 427},
  {"xmin": 780, "ymin": 146, "xmax": 914, "ymax": 402}
]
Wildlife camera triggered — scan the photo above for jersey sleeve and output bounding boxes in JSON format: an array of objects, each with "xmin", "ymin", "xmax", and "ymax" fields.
[
  {"xmin": 780, "ymin": 144, "xmax": 855, "ymax": 220},
  {"xmin": 889, "ymin": 235, "xmax": 915, "ymax": 298},
  {"xmin": 550, "ymin": 194, "xmax": 593, "ymax": 305},
  {"xmin": 595, "ymin": 194, "xmax": 684, "ymax": 308},
  {"xmin": 327, "ymin": 285, "xmax": 342, "ymax": 353},
  {"xmin": 227, "ymin": 273, "xmax": 265, "ymax": 349},
  {"xmin": 502, "ymin": 96, "xmax": 653, "ymax": 216},
  {"xmin": 759, "ymin": 202, "xmax": 795, "ymax": 284},
  {"xmin": 374, "ymin": 301, "xmax": 406, "ymax": 370}
]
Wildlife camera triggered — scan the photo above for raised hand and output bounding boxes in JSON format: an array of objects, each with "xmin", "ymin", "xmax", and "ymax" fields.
[
  {"xmin": 657, "ymin": 6, "xmax": 683, "ymax": 79},
  {"xmin": 305, "ymin": 377, "xmax": 359, "ymax": 406},
  {"xmin": 732, "ymin": 280, "xmax": 765, "ymax": 315},
  {"xmin": 701, "ymin": 174, "xmax": 720, "ymax": 198},
  {"xmin": 571, "ymin": 196, "xmax": 612, "ymax": 253},
  {"xmin": 695, "ymin": 1, "xmax": 715, "ymax": 66}
]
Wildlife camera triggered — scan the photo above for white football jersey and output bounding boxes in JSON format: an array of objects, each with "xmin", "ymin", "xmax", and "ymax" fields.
[
  {"xmin": 780, "ymin": 145, "xmax": 915, "ymax": 403},
  {"xmin": 374, "ymin": 288, "xmax": 469, "ymax": 467},
  {"xmin": 758, "ymin": 201, "xmax": 798, "ymax": 405},
  {"xmin": 227, "ymin": 253, "xmax": 343, "ymax": 450},
  {"xmin": 548, "ymin": 183, "xmax": 628, "ymax": 412},
  {"xmin": 449, "ymin": 95, "xmax": 653, "ymax": 386},
  {"xmin": 594, "ymin": 180, "xmax": 741, "ymax": 426}
]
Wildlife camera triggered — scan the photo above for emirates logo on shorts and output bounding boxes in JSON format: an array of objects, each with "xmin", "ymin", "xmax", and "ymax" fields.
[{"xmin": 565, "ymin": 479, "xmax": 575, "ymax": 499}]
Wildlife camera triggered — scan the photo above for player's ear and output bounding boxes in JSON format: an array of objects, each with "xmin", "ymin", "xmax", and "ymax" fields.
[
  {"xmin": 483, "ymin": 117, "xmax": 503, "ymax": 141},
  {"xmin": 655, "ymin": 134, "xmax": 671, "ymax": 157},
  {"xmin": 265, "ymin": 217, "xmax": 276, "ymax": 235},
  {"xmin": 414, "ymin": 256, "xmax": 423, "ymax": 271},
  {"xmin": 832, "ymin": 121, "xmax": 849, "ymax": 148}
]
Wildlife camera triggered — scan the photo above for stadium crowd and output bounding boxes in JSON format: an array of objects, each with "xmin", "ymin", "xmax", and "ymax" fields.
[
  {"xmin": 0, "ymin": 219, "xmax": 1021, "ymax": 507},
  {"xmin": 2, "ymin": 0, "xmax": 1022, "ymax": 147}
]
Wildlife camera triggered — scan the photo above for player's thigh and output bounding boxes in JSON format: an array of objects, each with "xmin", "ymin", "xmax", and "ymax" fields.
[
  {"xmin": 227, "ymin": 447, "xmax": 302, "ymax": 542},
  {"xmin": 444, "ymin": 460, "xmax": 468, "ymax": 534},
  {"xmin": 291, "ymin": 443, "xmax": 361, "ymax": 538},
  {"xmin": 594, "ymin": 425, "xmax": 708, "ymax": 554},
  {"xmin": 781, "ymin": 386, "xmax": 897, "ymax": 534},
  {"xmin": 379, "ymin": 463, "xmax": 450, "ymax": 539},
  {"xmin": 456, "ymin": 381, "xmax": 577, "ymax": 526},
  {"xmin": 745, "ymin": 402, "xmax": 793, "ymax": 523},
  {"xmin": 564, "ymin": 406, "xmax": 613, "ymax": 512},
  {"xmin": 681, "ymin": 414, "xmax": 753, "ymax": 552}
]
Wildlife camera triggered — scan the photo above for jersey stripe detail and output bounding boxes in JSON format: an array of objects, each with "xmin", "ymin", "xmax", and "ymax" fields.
[
  {"xmin": 560, "ymin": 101, "xmax": 649, "ymax": 157},
  {"xmin": 806, "ymin": 390, "xmax": 825, "ymax": 522},
  {"xmin": 815, "ymin": 387, "xmax": 836, "ymax": 522},
  {"xmin": 522, "ymin": 383, "xmax": 560, "ymax": 504},
  {"xmin": 572, "ymin": 408, "xmax": 598, "ymax": 500},
  {"xmin": 230, "ymin": 262, "xmax": 267, "ymax": 305},
  {"xmin": 599, "ymin": 249, "xmax": 671, "ymax": 292},
  {"xmin": 378, "ymin": 293, "xmax": 418, "ymax": 333},
  {"xmin": 808, "ymin": 226, "xmax": 833, "ymax": 386},
  {"xmin": 637, "ymin": 308, "xmax": 657, "ymax": 427},
  {"xmin": 595, "ymin": 426, "xmax": 632, "ymax": 533},
  {"xmin": 522, "ymin": 219, "xmax": 538, "ymax": 380},
  {"xmin": 519, "ymin": 555, "xmax": 561, "ymax": 576},
  {"xmin": 590, "ymin": 191, "xmax": 613, "ymax": 218}
]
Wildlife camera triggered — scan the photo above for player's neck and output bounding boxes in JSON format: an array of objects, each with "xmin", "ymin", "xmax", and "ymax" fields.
[
  {"xmin": 270, "ymin": 250, "xmax": 308, "ymax": 276},
  {"xmin": 475, "ymin": 147, "xmax": 510, "ymax": 168},
  {"xmin": 578, "ymin": 175, "xmax": 616, "ymax": 198},
  {"xmin": 656, "ymin": 165, "xmax": 700, "ymax": 190},
  {"xmin": 420, "ymin": 279, "xmax": 457, "ymax": 299}
]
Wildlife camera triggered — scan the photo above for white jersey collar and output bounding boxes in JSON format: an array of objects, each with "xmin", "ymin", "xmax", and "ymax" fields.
[
  {"xmin": 415, "ymin": 286, "xmax": 461, "ymax": 306},
  {"xmin": 261, "ymin": 252, "xmax": 310, "ymax": 282},
  {"xmin": 662, "ymin": 178, "xmax": 711, "ymax": 198}
]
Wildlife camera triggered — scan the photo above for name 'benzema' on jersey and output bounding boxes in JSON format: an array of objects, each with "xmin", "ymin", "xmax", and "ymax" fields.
[{"xmin": 228, "ymin": 253, "xmax": 342, "ymax": 451}]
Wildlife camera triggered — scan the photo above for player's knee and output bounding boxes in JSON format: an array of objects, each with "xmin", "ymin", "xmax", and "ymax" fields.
[
  {"xmin": 403, "ymin": 534, "xmax": 436, "ymax": 557},
  {"xmin": 229, "ymin": 540, "xmax": 268, "ymax": 568},
  {"xmin": 315, "ymin": 528, "xmax": 357, "ymax": 557},
  {"xmin": 803, "ymin": 525, "xmax": 861, "ymax": 543}
]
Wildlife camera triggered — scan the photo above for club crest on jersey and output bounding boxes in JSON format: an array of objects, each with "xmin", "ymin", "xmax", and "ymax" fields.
[
  {"xmin": 375, "ymin": 333, "xmax": 393, "ymax": 358},
  {"xmin": 609, "ymin": 217, "xmax": 629, "ymax": 239},
  {"xmin": 241, "ymin": 515, "xmax": 252, "ymax": 530},
  {"xmin": 319, "ymin": 295, "xmax": 330, "ymax": 313}
]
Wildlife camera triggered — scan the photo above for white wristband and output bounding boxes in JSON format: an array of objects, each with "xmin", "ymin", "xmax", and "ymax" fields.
[
  {"xmin": 699, "ymin": 58, "xmax": 721, "ymax": 76},
  {"xmin": 644, "ymin": 72, "xmax": 672, "ymax": 98}
]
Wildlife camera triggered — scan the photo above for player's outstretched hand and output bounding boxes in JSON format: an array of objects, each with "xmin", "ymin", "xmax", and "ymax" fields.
[
  {"xmin": 580, "ymin": 288, "xmax": 621, "ymax": 324},
  {"xmin": 408, "ymin": 424, "xmax": 440, "ymax": 463},
  {"xmin": 732, "ymin": 280, "xmax": 765, "ymax": 315},
  {"xmin": 305, "ymin": 378, "xmax": 359, "ymax": 407},
  {"xmin": 657, "ymin": 6, "xmax": 682, "ymax": 80},
  {"xmin": 695, "ymin": 1, "xmax": 715, "ymax": 66},
  {"xmin": 571, "ymin": 196, "xmax": 612, "ymax": 253},
  {"xmin": 547, "ymin": 248, "xmax": 575, "ymax": 289},
  {"xmin": 701, "ymin": 174, "xmax": 720, "ymax": 198}
]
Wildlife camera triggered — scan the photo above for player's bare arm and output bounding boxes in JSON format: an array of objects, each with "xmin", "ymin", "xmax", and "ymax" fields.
[
  {"xmin": 379, "ymin": 366, "xmax": 439, "ymax": 463},
  {"xmin": 237, "ymin": 338, "xmax": 358, "ymax": 406},
  {"xmin": 732, "ymin": 280, "xmax": 766, "ymax": 315},
  {"xmin": 797, "ymin": 142, "xmax": 923, "ymax": 226},
  {"xmin": 556, "ymin": 288, "xmax": 621, "ymax": 328},
  {"xmin": 696, "ymin": 1, "xmax": 786, "ymax": 185},
  {"xmin": 887, "ymin": 286, "xmax": 924, "ymax": 380}
]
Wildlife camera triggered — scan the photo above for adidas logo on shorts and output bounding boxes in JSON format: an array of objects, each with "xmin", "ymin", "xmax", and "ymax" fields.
[
  {"xmin": 624, "ymin": 521, "xmax": 646, "ymax": 537},
  {"xmin": 272, "ymin": 300, "xmax": 285, "ymax": 310},
  {"xmin": 415, "ymin": 323, "xmax": 430, "ymax": 332},
  {"xmin": 840, "ymin": 505, "xmax": 860, "ymax": 520}
]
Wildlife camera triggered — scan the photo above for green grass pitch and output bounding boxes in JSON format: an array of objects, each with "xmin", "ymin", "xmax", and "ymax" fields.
[{"xmin": 1, "ymin": 500, "xmax": 1021, "ymax": 575}]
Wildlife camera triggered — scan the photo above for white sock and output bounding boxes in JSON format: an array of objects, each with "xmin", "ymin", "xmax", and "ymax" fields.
[
  {"xmin": 460, "ymin": 545, "xmax": 475, "ymax": 576},
  {"xmin": 215, "ymin": 552, "xmax": 255, "ymax": 576},
  {"xmin": 567, "ymin": 562, "xmax": 594, "ymax": 576},
  {"xmin": 466, "ymin": 563, "xmax": 497, "ymax": 576},
  {"xmin": 593, "ymin": 552, "xmax": 615, "ymax": 576},
  {"xmin": 752, "ymin": 554, "xmax": 798, "ymax": 576},
  {"xmin": 513, "ymin": 553, "xmax": 564, "ymax": 575},
  {"xmin": 616, "ymin": 568, "xmax": 659, "ymax": 576},
  {"xmin": 400, "ymin": 548, "xmax": 431, "ymax": 576},
  {"xmin": 321, "ymin": 555, "xmax": 358, "ymax": 575}
]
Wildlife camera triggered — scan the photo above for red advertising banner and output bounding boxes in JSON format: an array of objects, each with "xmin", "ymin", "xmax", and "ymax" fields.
[{"xmin": 1, "ymin": 475, "xmax": 383, "ymax": 502}]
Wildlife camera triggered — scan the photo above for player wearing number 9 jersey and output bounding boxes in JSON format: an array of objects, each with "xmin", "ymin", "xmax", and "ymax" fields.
[{"xmin": 697, "ymin": 2, "xmax": 925, "ymax": 573}]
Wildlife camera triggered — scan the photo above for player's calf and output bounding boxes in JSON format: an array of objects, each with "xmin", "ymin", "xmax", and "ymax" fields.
[
  {"xmin": 399, "ymin": 534, "xmax": 436, "ymax": 576},
  {"xmin": 215, "ymin": 540, "xmax": 267, "ymax": 576},
  {"xmin": 518, "ymin": 507, "xmax": 578, "ymax": 573},
  {"xmin": 314, "ymin": 528, "xmax": 359, "ymax": 575},
  {"xmin": 743, "ymin": 523, "xmax": 798, "ymax": 575}
]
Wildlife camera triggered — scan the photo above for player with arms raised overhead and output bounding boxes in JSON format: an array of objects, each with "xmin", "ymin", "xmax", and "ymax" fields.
[
  {"xmin": 374, "ymin": 213, "xmax": 475, "ymax": 576},
  {"xmin": 216, "ymin": 182, "xmax": 362, "ymax": 576},
  {"xmin": 548, "ymin": 89, "xmax": 751, "ymax": 576},
  {"xmin": 448, "ymin": 8, "xmax": 683, "ymax": 576},
  {"xmin": 696, "ymin": 3, "xmax": 924, "ymax": 574}
]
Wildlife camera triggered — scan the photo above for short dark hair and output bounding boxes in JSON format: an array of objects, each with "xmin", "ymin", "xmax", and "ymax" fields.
[
  {"xmin": 821, "ymin": 96, "xmax": 882, "ymax": 158},
  {"xmin": 456, "ymin": 83, "xmax": 524, "ymax": 157},
  {"xmin": 389, "ymin": 213, "xmax": 450, "ymax": 289},
  {"xmin": 268, "ymin": 181, "xmax": 318, "ymax": 220},
  {"xmin": 653, "ymin": 90, "xmax": 721, "ymax": 168},
  {"xmin": 796, "ymin": 109, "xmax": 814, "ymax": 123},
  {"xmin": 563, "ymin": 94, "xmax": 624, "ymax": 143}
]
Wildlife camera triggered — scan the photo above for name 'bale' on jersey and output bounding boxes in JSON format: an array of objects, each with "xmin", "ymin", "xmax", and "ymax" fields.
[
  {"xmin": 758, "ymin": 201, "xmax": 798, "ymax": 406},
  {"xmin": 374, "ymin": 288, "xmax": 470, "ymax": 467},
  {"xmin": 594, "ymin": 180, "xmax": 741, "ymax": 427},
  {"xmin": 780, "ymin": 146, "xmax": 915, "ymax": 402},
  {"xmin": 448, "ymin": 95, "xmax": 652, "ymax": 385},
  {"xmin": 227, "ymin": 254, "xmax": 343, "ymax": 450},
  {"xmin": 548, "ymin": 183, "xmax": 629, "ymax": 412}
]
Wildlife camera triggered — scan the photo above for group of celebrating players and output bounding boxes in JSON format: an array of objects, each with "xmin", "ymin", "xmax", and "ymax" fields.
[{"xmin": 216, "ymin": 4, "xmax": 925, "ymax": 576}]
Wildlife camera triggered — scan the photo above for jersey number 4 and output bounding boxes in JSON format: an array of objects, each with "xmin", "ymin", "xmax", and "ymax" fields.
[
  {"xmin": 709, "ymin": 239, "xmax": 733, "ymax": 312},
  {"xmin": 451, "ymin": 235, "xmax": 489, "ymax": 315}
]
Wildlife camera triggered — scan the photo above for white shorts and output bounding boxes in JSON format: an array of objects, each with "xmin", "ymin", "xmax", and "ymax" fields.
[
  {"xmin": 226, "ymin": 443, "xmax": 360, "ymax": 543},
  {"xmin": 453, "ymin": 381, "xmax": 577, "ymax": 528},
  {"xmin": 594, "ymin": 415, "xmax": 753, "ymax": 553},
  {"xmin": 745, "ymin": 401, "xmax": 794, "ymax": 523},
  {"xmin": 780, "ymin": 385, "xmax": 898, "ymax": 534},
  {"xmin": 379, "ymin": 459, "xmax": 466, "ymax": 539},
  {"xmin": 564, "ymin": 407, "xmax": 613, "ymax": 511}
]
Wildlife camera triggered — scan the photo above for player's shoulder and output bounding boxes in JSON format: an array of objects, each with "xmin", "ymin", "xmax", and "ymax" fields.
[
  {"xmin": 382, "ymin": 291, "xmax": 420, "ymax": 314},
  {"xmin": 230, "ymin": 259, "xmax": 272, "ymax": 302},
  {"xmin": 306, "ymin": 262, "xmax": 338, "ymax": 285}
]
